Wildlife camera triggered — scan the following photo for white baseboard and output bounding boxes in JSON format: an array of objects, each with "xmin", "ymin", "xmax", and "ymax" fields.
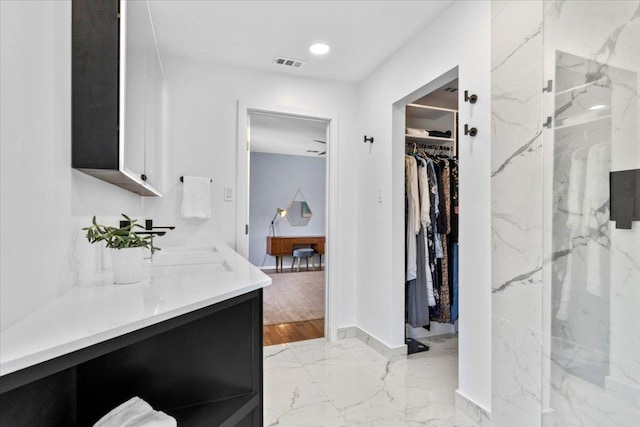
[
  {"xmin": 407, "ymin": 321, "xmax": 456, "ymax": 339},
  {"xmin": 455, "ymin": 390, "xmax": 491, "ymax": 427},
  {"xmin": 336, "ymin": 326, "xmax": 406, "ymax": 361},
  {"xmin": 336, "ymin": 326, "xmax": 357, "ymax": 340}
]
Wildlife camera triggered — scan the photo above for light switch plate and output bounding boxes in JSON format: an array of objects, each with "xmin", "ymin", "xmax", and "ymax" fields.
[{"xmin": 224, "ymin": 186, "xmax": 233, "ymax": 201}]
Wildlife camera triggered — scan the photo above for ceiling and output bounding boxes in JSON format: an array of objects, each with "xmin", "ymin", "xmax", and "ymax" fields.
[
  {"xmin": 148, "ymin": 0, "xmax": 454, "ymax": 82},
  {"xmin": 249, "ymin": 113, "xmax": 328, "ymax": 157}
]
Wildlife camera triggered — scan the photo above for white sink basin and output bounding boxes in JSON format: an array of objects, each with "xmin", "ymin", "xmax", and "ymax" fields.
[
  {"xmin": 151, "ymin": 247, "xmax": 224, "ymax": 266},
  {"xmin": 150, "ymin": 261, "xmax": 232, "ymax": 277}
]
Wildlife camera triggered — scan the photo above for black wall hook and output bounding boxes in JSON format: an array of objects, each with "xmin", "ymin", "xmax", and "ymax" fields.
[
  {"xmin": 464, "ymin": 90, "xmax": 478, "ymax": 104},
  {"xmin": 464, "ymin": 124, "xmax": 478, "ymax": 137},
  {"xmin": 364, "ymin": 135, "xmax": 374, "ymax": 143}
]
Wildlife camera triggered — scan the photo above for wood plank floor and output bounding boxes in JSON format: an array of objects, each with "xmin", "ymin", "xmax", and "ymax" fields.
[{"xmin": 263, "ymin": 318, "xmax": 324, "ymax": 346}]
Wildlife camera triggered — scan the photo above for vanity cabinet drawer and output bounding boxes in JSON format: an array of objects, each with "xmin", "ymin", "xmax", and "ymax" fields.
[{"xmin": 267, "ymin": 236, "xmax": 325, "ymax": 255}]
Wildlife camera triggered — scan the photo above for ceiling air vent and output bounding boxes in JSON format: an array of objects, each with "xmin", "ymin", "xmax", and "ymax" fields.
[{"xmin": 273, "ymin": 56, "xmax": 305, "ymax": 68}]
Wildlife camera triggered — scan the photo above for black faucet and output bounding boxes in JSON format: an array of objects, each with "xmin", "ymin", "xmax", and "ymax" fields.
[
  {"xmin": 145, "ymin": 219, "xmax": 176, "ymax": 231},
  {"xmin": 118, "ymin": 219, "xmax": 175, "ymax": 236}
]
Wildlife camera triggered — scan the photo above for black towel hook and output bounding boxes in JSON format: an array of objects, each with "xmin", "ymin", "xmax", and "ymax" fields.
[
  {"xmin": 464, "ymin": 124, "xmax": 478, "ymax": 137},
  {"xmin": 464, "ymin": 90, "xmax": 478, "ymax": 104}
]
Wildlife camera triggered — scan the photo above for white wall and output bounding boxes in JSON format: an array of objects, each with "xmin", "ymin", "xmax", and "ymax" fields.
[
  {"xmin": 355, "ymin": 0, "xmax": 492, "ymax": 412},
  {"xmin": 0, "ymin": 0, "xmax": 143, "ymax": 329},
  {"xmin": 141, "ymin": 55, "xmax": 359, "ymax": 332},
  {"xmin": 249, "ymin": 152, "xmax": 326, "ymax": 267},
  {"xmin": 1, "ymin": 0, "xmax": 492, "ymax": 412}
]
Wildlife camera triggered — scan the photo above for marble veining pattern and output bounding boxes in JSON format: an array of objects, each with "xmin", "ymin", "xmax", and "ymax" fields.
[
  {"xmin": 491, "ymin": 0, "xmax": 545, "ymax": 425},
  {"xmin": 264, "ymin": 336, "xmax": 476, "ymax": 427}
]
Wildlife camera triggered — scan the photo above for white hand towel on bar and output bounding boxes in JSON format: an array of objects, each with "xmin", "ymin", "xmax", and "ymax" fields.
[
  {"xmin": 93, "ymin": 396, "xmax": 177, "ymax": 427},
  {"xmin": 181, "ymin": 175, "xmax": 212, "ymax": 219}
]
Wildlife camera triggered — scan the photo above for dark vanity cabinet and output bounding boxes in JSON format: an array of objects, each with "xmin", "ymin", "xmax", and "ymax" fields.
[
  {"xmin": 72, "ymin": 0, "xmax": 163, "ymax": 196},
  {"xmin": 0, "ymin": 290, "xmax": 264, "ymax": 427}
]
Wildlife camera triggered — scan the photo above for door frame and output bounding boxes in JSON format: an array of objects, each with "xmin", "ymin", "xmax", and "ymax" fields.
[{"xmin": 236, "ymin": 100, "xmax": 340, "ymax": 340}]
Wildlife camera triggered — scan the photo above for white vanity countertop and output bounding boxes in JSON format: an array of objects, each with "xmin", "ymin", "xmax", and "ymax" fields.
[{"xmin": 0, "ymin": 244, "xmax": 271, "ymax": 377}]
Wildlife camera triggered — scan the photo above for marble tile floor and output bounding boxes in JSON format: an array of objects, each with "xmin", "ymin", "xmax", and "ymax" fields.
[{"xmin": 264, "ymin": 333, "xmax": 477, "ymax": 426}]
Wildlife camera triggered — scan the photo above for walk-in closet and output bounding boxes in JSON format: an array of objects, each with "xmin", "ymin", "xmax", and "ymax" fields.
[{"xmin": 404, "ymin": 78, "xmax": 460, "ymax": 354}]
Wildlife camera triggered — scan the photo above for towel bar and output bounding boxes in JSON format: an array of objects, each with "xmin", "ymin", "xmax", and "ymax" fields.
[{"xmin": 179, "ymin": 176, "xmax": 212, "ymax": 183}]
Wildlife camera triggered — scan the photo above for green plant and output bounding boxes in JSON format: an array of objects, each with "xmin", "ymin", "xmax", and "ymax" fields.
[{"xmin": 84, "ymin": 214, "xmax": 160, "ymax": 253}]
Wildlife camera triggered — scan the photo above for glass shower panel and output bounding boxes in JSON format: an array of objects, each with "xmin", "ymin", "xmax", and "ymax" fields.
[{"xmin": 542, "ymin": 1, "xmax": 640, "ymax": 426}]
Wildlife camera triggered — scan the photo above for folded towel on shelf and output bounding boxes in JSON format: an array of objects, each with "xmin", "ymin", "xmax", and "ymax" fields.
[
  {"xmin": 405, "ymin": 127, "xmax": 452, "ymax": 138},
  {"xmin": 406, "ymin": 127, "xmax": 430, "ymax": 137},
  {"xmin": 181, "ymin": 175, "xmax": 212, "ymax": 219},
  {"xmin": 126, "ymin": 409, "xmax": 177, "ymax": 427},
  {"xmin": 93, "ymin": 396, "xmax": 177, "ymax": 427}
]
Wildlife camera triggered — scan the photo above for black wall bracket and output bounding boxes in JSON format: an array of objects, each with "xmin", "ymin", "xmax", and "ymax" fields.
[
  {"xmin": 610, "ymin": 169, "xmax": 640, "ymax": 230},
  {"xmin": 464, "ymin": 124, "xmax": 478, "ymax": 137},
  {"xmin": 464, "ymin": 90, "xmax": 478, "ymax": 104}
]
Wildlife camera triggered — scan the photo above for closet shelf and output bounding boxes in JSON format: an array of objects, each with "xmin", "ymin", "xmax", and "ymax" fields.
[
  {"xmin": 405, "ymin": 134, "xmax": 455, "ymax": 143},
  {"xmin": 168, "ymin": 393, "xmax": 259, "ymax": 427},
  {"xmin": 406, "ymin": 103, "xmax": 457, "ymax": 119}
]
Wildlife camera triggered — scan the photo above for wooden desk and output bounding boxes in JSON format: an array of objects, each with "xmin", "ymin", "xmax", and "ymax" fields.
[{"xmin": 267, "ymin": 236, "xmax": 325, "ymax": 273}]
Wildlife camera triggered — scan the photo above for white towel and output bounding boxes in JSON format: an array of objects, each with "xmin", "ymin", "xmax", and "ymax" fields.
[
  {"xmin": 125, "ymin": 409, "xmax": 177, "ymax": 427},
  {"xmin": 181, "ymin": 176, "xmax": 212, "ymax": 219},
  {"xmin": 94, "ymin": 397, "xmax": 177, "ymax": 427}
]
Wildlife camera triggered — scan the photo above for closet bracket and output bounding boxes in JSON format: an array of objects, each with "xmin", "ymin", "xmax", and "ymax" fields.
[
  {"xmin": 543, "ymin": 80, "xmax": 553, "ymax": 93},
  {"xmin": 544, "ymin": 116, "xmax": 553, "ymax": 129}
]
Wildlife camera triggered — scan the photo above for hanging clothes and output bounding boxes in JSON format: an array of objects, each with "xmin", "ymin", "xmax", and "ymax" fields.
[
  {"xmin": 405, "ymin": 155, "xmax": 419, "ymax": 281},
  {"xmin": 417, "ymin": 157, "xmax": 436, "ymax": 307},
  {"xmin": 405, "ymin": 147, "xmax": 459, "ymax": 328}
]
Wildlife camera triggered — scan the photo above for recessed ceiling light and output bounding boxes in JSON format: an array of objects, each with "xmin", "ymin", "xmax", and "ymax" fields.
[
  {"xmin": 589, "ymin": 104, "xmax": 607, "ymax": 110},
  {"xmin": 310, "ymin": 43, "xmax": 330, "ymax": 55}
]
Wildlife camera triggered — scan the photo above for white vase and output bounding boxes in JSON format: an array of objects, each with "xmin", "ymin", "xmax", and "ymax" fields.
[{"xmin": 110, "ymin": 247, "xmax": 144, "ymax": 284}]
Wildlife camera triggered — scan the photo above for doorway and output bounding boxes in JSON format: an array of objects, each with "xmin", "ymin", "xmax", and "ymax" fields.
[
  {"xmin": 396, "ymin": 68, "xmax": 462, "ymax": 384},
  {"xmin": 246, "ymin": 111, "xmax": 329, "ymax": 345}
]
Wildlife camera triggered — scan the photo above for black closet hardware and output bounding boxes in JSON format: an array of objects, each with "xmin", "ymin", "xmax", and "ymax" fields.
[
  {"xmin": 464, "ymin": 90, "xmax": 478, "ymax": 104},
  {"xmin": 364, "ymin": 135, "xmax": 374, "ymax": 144},
  {"xmin": 464, "ymin": 124, "xmax": 478, "ymax": 137},
  {"xmin": 179, "ymin": 176, "xmax": 213, "ymax": 183},
  {"xmin": 141, "ymin": 174, "xmax": 147, "ymax": 181},
  {"xmin": 543, "ymin": 80, "xmax": 553, "ymax": 93},
  {"xmin": 544, "ymin": 116, "xmax": 553, "ymax": 129}
]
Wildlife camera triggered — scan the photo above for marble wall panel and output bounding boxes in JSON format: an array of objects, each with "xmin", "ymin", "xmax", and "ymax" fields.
[
  {"xmin": 491, "ymin": 1, "xmax": 545, "ymax": 425},
  {"xmin": 492, "ymin": 317, "xmax": 542, "ymax": 427},
  {"xmin": 492, "ymin": 199, "xmax": 542, "ymax": 330},
  {"xmin": 491, "ymin": 64, "xmax": 544, "ymax": 202},
  {"xmin": 491, "ymin": 0, "xmax": 543, "ymax": 82}
]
